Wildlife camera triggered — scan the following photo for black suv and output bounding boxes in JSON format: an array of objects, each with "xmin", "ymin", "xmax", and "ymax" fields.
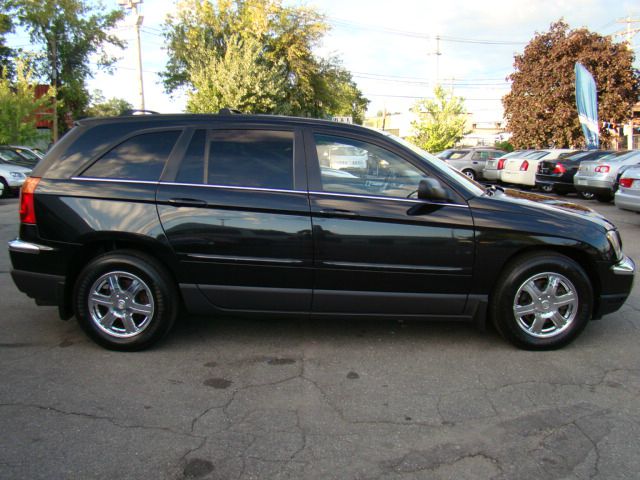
[{"xmin": 8, "ymin": 113, "xmax": 635, "ymax": 350}]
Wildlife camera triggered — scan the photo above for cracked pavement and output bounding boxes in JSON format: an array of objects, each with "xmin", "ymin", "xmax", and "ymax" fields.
[{"xmin": 1, "ymin": 195, "xmax": 639, "ymax": 479}]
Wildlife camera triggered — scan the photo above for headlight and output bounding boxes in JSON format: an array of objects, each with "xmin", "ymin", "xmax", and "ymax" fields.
[
  {"xmin": 10, "ymin": 172, "xmax": 25, "ymax": 179},
  {"xmin": 607, "ymin": 230, "xmax": 623, "ymax": 262}
]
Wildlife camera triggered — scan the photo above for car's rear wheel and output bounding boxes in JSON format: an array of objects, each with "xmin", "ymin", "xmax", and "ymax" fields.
[
  {"xmin": 490, "ymin": 252, "xmax": 592, "ymax": 350},
  {"xmin": 540, "ymin": 184, "xmax": 554, "ymax": 193},
  {"xmin": 578, "ymin": 191, "xmax": 595, "ymax": 200},
  {"xmin": 74, "ymin": 250, "xmax": 178, "ymax": 351},
  {"xmin": 595, "ymin": 193, "xmax": 613, "ymax": 203}
]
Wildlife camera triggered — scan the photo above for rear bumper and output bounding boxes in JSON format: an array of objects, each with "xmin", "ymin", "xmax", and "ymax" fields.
[
  {"xmin": 574, "ymin": 178, "xmax": 614, "ymax": 194},
  {"xmin": 8, "ymin": 238, "xmax": 73, "ymax": 318},
  {"xmin": 11, "ymin": 269, "xmax": 66, "ymax": 306},
  {"xmin": 614, "ymin": 191, "xmax": 640, "ymax": 212}
]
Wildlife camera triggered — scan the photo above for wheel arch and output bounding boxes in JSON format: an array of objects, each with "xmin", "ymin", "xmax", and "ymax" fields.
[
  {"xmin": 62, "ymin": 232, "xmax": 182, "ymax": 319},
  {"xmin": 488, "ymin": 245, "xmax": 601, "ymax": 318}
]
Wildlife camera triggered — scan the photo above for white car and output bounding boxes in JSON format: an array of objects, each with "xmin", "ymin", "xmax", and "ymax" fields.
[
  {"xmin": 0, "ymin": 162, "xmax": 32, "ymax": 197},
  {"xmin": 501, "ymin": 149, "xmax": 576, "ymax": 188},
  {"xmin": 614, "ymin": 166, "xmax": 640, "ymax": 212}
]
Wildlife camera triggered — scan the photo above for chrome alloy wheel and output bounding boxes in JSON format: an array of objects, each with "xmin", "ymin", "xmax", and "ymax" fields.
[
  {"xmin": 88, "ymin": 271, "xmax": 155, "ymax": 338},
  {"xmin": 513, "ymin": 272, "xmax": 578, "ymax": 338}
]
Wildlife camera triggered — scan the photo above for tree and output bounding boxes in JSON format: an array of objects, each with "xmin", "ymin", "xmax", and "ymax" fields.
[
  {"xmin": 0, "ymin": 59, "xmax": 54, "ymax": 145},
  {"xmin": 164, "ymin": 0, "xmax": 368, "ymax": 121},
  {"xmin": 0, "ymin": 7, "xmax": 14, "ymax": 78},
  {"xmin": 5, "ymin": 0, "xmax": 124, "ymax": 140},
  {"xmin": 503, "ymin": 20, "xmax": 639, "ymax": 149},
  {"xmin": 409, "ymin": 86, "xmax": 468, "ymax": 153},
  {"xmin": 186, "ymin": 34, "xmax": 287, "ymax": 113},
  {"xmin": 86, "ymin": 90, "xmax": 133, "ymax": 117}
]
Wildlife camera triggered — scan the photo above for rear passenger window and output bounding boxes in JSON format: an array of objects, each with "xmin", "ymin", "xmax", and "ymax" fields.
[
  {"xmin": 82, "ymin": 131, "xmax": 180, "ymax": 181},
  {"xmin": 208, "ymin": 130, "xmax": 293, "ymax": 189},
  {"xmin": 175, "ymin": 129, "xmax": 294, "ymax": 189}
]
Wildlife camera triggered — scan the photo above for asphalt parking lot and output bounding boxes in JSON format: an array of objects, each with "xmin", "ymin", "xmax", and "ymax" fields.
[{"xmin": 1, "ymin": 192, "xmax": 639, "ymax": 480}]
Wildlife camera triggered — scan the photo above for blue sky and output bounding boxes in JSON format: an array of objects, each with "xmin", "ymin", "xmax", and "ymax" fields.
[{"xmin": 6, "ymin": 0, "xmax": 640, "ymax": 121}]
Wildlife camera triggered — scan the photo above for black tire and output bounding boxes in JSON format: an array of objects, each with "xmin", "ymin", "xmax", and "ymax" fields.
[
  {"xmin": 73, "ymin": 250, "xmax": 178, "ymax": 351},
  {"xmin": 490, "ymin": 252, "xmax": 593, "ymax": 350},
  {"xmin": 0, "ymin": 178, "xmax": 9, "ymax": 198},
  {"xmin": 578, "ymin": 191, "xmax": 595, "ymax": 200},
  {"xmin": 462, "ymin": 169, "xmax": 476, "ymax": 181},
  {"xmin": 595, "ymin": 193, "xmax": 613, "ymax": 203},
  {"xmin": 540, "ymin": 184, "xmax": 554, "ymax": 193}
]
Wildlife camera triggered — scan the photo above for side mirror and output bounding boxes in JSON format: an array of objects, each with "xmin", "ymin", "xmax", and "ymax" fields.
[{"xmin": 417, "ymin": 178, "xmax": 449, "ymax": 201}]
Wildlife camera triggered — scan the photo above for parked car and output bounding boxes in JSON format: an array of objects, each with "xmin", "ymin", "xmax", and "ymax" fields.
[
  {"xmin": 574, "ymin": 150, "xmax": 640, "ymax": 202},
  {"xmin": 0, "ymin": 162, "xmax": 31, "ymax": 197},
  {"xmin": 0, "ymin": 147, "xmax": 36, "ymax": 169},
  {"xmin": 614, "ymin": 166, "xmax": 640, "ymax": 213},
  {"xmin": 6, "ymin": 145, "xmax": 44, "ymax": 163},
  {"xmin": 501, "ymin": 149, "xmax": 577, "ymax": 188},
  {"xmin": 437, "ymin": 147, "xmax": 505, "ymax": 180},
  {"xmin": 8, "ymin": 112, "xmax": 634, "ymax": 351},
  {"xmin": 535, "ymin": 150, "xmax": 613, "ymax": 197},
  {"xmin": 483, "ymin": 150, "xmax": 536, "ymax": 182}
]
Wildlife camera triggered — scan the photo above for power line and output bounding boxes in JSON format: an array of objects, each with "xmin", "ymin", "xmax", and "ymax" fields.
[{"xmin": 327, "ymin": 17, "xmax": 526, "ymax": 45}]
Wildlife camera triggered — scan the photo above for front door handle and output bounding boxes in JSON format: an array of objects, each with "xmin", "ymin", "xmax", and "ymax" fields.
[
  {"xmin": 319, "ymin": 208, "xmax": 359, "ymax": 217},
  {"xmin": 168, "ymin": 197, "xmax": 208, "ymax": 207}
]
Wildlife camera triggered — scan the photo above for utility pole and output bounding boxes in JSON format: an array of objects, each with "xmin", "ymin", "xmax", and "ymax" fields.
[
  {"xmin": 51, "ymin": 34, "xmax": 58, "ymax": 143},
  {"xmin": 611, "ymin": 16, "xmax": 640, "ymax": 49},
  {"xmin": 118, "ymin": 0, "xmax": 145, "ymax": 110},
  {"xmin": 435, "ymin": 35, "xmax": 441, "ymax": 86}
]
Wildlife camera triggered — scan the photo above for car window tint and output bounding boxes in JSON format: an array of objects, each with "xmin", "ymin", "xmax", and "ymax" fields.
[
  {"xmin": 176, "ymin": 129, "xmax": 206, "ymax": 184},
  {"xmin": 315, "ymin": 134, "xmax": 430, "ymax": 198},
  {"xmin": 83, "ymin": 131, "xmax": 180, "ymax": 181},
  {"xmin": 207, "ymin": 130, "xmax": 294, "ymax": 189}
]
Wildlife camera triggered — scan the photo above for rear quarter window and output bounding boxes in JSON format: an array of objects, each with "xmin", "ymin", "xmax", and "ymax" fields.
[{"xmin": 81, "ymin": 131, "xmax": 180, "ymax": 181}]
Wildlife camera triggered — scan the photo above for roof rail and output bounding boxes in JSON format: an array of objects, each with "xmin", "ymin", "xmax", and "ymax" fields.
[
  {"xmin": 218, "ymin": 108, "xmax": 243, "ymax": 115},
  {"xmin": 121, "ymin": 109, "xmax": 160, "ymax": 116}
]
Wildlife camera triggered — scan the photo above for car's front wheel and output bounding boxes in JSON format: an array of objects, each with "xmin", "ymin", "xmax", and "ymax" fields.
[
  {"xmin": 462, "ymin": 169, "xmax": 476, "ymax": 181},
  {"xmin": 490, "ymin": 252, "xmax": 592, "ymax": 350},
  {"xmin": 74, "ymin": 250, "xmax": 178, "ymax": 351}
]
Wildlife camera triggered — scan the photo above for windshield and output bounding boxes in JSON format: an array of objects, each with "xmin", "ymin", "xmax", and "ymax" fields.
[
  {"xmin": 381, "ymin": 132, "xmax": 485, "ymax": 196},
  {"xmin": 13, "ymin": 148, "xmax": 39, "ymax": 161}
]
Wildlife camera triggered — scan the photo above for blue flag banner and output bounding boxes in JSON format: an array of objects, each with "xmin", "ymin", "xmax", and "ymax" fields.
[{"xmin": 575, "ymin": 62, "xmax": 599, "ymax": 149}]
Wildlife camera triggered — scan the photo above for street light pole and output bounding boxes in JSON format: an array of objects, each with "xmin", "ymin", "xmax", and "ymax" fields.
[{"xmin": 118, "ymin": 0, "xmax": 145, "ymax": 111}]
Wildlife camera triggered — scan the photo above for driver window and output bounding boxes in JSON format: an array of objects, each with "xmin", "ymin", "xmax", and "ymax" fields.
[{"xmin": 314, "ymin": 134, "xmax": 430, "ymax": 198}]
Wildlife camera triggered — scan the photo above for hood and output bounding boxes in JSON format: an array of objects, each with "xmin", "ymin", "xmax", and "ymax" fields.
[
  {"xmin": 487, "ymin": 188, "xmax": 614, "ymax": 230},
  {"xmin": 0, "ymin": 162, "xmax": 32, "ymax": 174}
]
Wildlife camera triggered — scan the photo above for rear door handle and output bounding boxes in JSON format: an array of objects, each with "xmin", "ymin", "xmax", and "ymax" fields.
[
  {"xmin": 319, "ymin": 208, "xmax": 359, "ymax": 217},
  {"xmin": 168, "ymin": 197, "xmax": 208, "ymax": 207}
]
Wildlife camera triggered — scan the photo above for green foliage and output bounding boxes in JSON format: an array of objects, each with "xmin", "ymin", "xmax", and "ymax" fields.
[
  {"xmin": 0, "ymin": 7, "xmax": 14, "ymax": 79},
  {"xmin": 503, "ymin": 20, "xmax": 640, "ymax": 148},
  {"xmin": 409, "ymin": 86, "xmax": 469, "ymax": 153},
  {"xmin": 0, "ymin": 59, "xmax": 54, "ymax": 144},
  {"xmin": 494, "ymin": 140, "xmax": 514, "ymax": 152},
  {"xmin": 86, "ymin": 90, "xmax": 133, "ymax": 117},
  {"xmin": 6, "ymin": 0, "xmax": 125, "ymax": 134},
  {"xmin": 164, "ymin": 0, "xmax": 368, "ymax": 121},
  {"xmin": 186, "ymin": 34, "xmax": 287, "ymax": 113}
]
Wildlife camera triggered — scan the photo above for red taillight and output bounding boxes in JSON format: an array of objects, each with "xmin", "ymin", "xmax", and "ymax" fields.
[
  {"xmin": 619, "ymin": 178, "xmax": 634, "ymax": 188},
  {"xmin": 497, "ymin": 159, "xmax": 505, "ymax": 170},
  {"xmin": 520, "ymin": 160, "xmax": 529, "ymax": 171},
  {"xmin": 19, "ymin": 177, "xmax": 41, "ymax": 224},
  {"xmin": 594, "ymin": 165, "xmax": 610, "ymax": 173},
  {"xmin": 553, "ymin": 163, "xmax": 566, "ymax": 174}
]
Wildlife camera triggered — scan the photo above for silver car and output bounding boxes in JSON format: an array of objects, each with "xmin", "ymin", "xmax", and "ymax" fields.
[
  {"xmin": 615, "ymin": 166, "xmax": 640, "ymax": 212},
  {"xmin": 437, "ymin": 147, "xmax": 505, "ymax": 181},
  {"xmin": 574, "ymin": 150, "xmax": 640, "ymax": 202}
]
